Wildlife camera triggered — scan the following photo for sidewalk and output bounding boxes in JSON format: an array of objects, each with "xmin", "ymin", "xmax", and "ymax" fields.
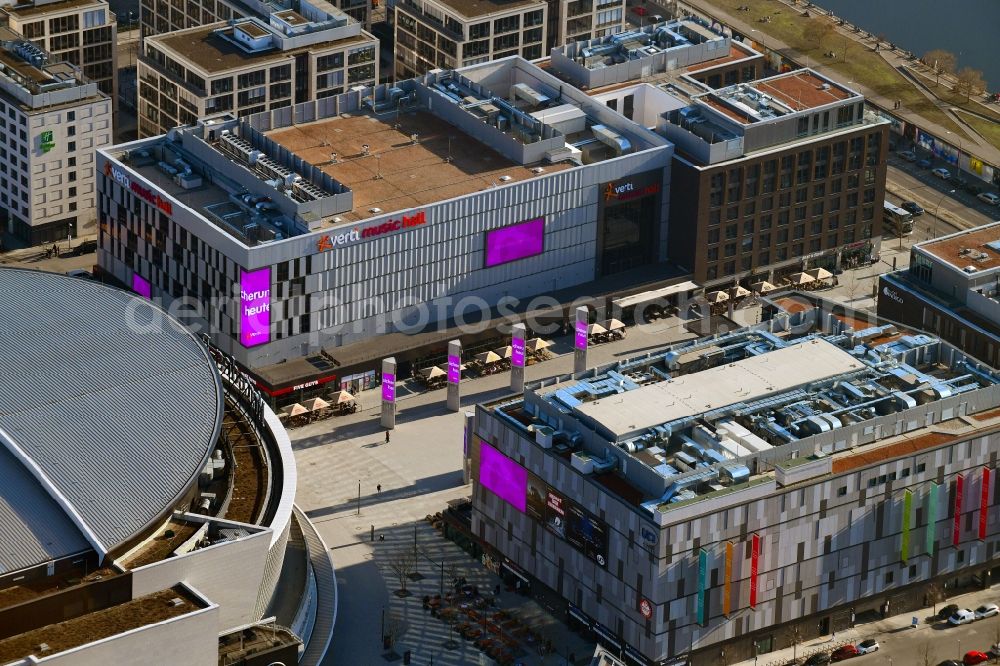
[{"xmin": 731, "ymin": 582, "xmax": 1000, "ymax": 666}]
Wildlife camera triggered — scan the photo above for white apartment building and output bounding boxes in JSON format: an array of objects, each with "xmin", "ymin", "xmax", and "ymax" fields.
[
  {"xmin": 138, "ymin": 9, "xmax": 378, "ymax": 137},
  {"xmin": 391, "ymin": 0, "xmax": 547, "ymax": 78},
  {"xmin": 548, "ymin": 0, "xmax": 625, "ymax": 46},
  {"xmin": 2, "ymin": 0, "xmax": 117, "ymax": 111},
  {"xmin": 0, "ymin": 29, "xmax": 112, "ymax": 247}
]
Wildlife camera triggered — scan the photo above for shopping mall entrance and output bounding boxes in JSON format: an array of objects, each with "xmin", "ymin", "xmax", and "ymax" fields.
[{"xmin": 597, "ymin": 171, "xmax": 662, "ymax": 277}]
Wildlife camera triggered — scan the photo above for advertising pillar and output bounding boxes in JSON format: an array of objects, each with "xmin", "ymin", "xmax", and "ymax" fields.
[
  {"xmin": 381, "ymin": 357, "xmax": 396, "ymax": 429},
  {"xmin": 511, "ymin": 323, "xmax": 526, "ymax": 393},
  {"xmin": 447, "ymin": 339, "xmax": 462, "ymax": 412},
  {"xmin": 574, "ymin": 306, "xmax": 588, "ymax": 375}
]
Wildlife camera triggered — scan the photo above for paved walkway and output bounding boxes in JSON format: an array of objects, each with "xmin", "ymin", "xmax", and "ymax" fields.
[
  {"xmin": 672, "ymin": 0, "xmax": 1000, "ymax": 167},
  {"xmin": 730, "ymin": 582, "xmax": 1000, "ymax": 666}
]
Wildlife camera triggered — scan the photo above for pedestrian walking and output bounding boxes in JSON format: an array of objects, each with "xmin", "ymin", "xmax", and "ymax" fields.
[
  {"xmin": 385, "ymin": 430, "xmax": 390, "ymax": 444},
  {"xmin": 377, "ymin": 483, "xmax": 382, "ymax": 494}
]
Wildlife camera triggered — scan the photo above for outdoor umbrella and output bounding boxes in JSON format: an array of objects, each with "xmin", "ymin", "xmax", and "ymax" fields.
[
  {"xmin": 303, "ymin": 397, "xmax": 330, "ymax": 412},
  {"xmin": 606, "ymin": 318, "xmax": 626, "ymax": 330},
  {"xmin": 787, "ymin": 272, "xmax": 815, "ymax": 286},
  {"xmin": 705, "ymin": 290, "xmax": 729, "ymax": 303},
  {"xmin": 730, "ymin": 285, "xmax": 751, "ymax": 299},
  {"xmin": 494, "ymin": 346, "xmax": 513, "ymax": 359},
  {"xmin": 750, "ymin": 280, "xmax": 777, "ymax": 294},
  {"xmin": 475, "ymin": 350, "xmax": 502, "ymax": 364},
  {"xmin": 587, "ymin": 323, "xmax": 607, "ymax": 336},
  {"xmin": 332, "ymin": 390, "xmax": 355, "ymax": 404},
  {"xmin": 286, "ymin": 403, "xmax": 309, "ymax": 417},
  {"xmin": 422, "ymin": 366, "xmax": 446, "ymax": 379},
  {"xmin": 526, "ymin": 338, "xmax": 552, "ymax": 352},
  {"xmin": 807, "ymin": 267, "xmax": 833, "ymax": 281}
]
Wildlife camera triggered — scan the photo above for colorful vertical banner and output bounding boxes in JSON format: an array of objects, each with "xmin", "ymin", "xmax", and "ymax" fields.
[
  {"xmin": 574, "ymin": 319, "xmax": 588, "ymax": 350},
  {"xmin": 381, "ymin": 372, "xmax": 395, "ymax": 403},
  {"xmin": 980, "ymin": 467, "xmax": 992, "ymax": 540},
  {"xmin": 953, "ymin": 474, "xmax": 964, "ymax": 547},
  {"xmin": 926, "ymin": 482, "xmax": 939, "ymax": 556},
  {"xmin": 749, "ymin": 533, "xmax": 760, "ymax": 609},
  {"xmin": 697, "ymin": 548, "xmax": 708, "ymax": 625},
  {"xmin": 901, "ymin": 489, "xmax": 912, "ymax": 563},
  {"xmin": 239, "ymin": 267, "xmax": 271, "ymax": 347},
  {"xmin": 723, "ymin": 541, "xmax": 733, "ymax": 616},
  {"xmin": 512, "ymin": 336, "xmax": 525, "ymax": 368},
  {"xmin": 447, "ymin": 353, "xmax": 461, "ymax": 384}
]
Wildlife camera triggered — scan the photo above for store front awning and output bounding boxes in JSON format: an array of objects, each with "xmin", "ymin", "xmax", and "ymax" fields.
[{"xmin": 613, "ymin": 280, "xmax": 699, "ymax": 309}]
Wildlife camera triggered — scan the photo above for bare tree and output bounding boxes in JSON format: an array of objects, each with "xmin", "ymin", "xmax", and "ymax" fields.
[
  {"xmin": 788, "ymin": 624, "xmax": 803, "ymax": 662},
  {"xmin": 956, "ymin": 67, "xmax": 987, "ymax": 101},
  {"xmin": 383, "ymin": 612, "xmax": 406, "ymax": 652},
  {"xmin": 924, "ymin": 49, "xmax": 956, "ymax": 86},
  {"xmin": 925, "ymin": 582, "xmax": 946, "ymax": 614},
  {"xmin": 841, "ymin": 270, "xmax": 863, "ymax": 303},
  {"xmin": 804, "ymin": 20, "xmax": 835, "ymax": 51},
  {"xmin": 388, "ymin": 549, "xmax": 416, "ymax": 596},
  {"xmin": 920, "ymin": 640, "xmax": 935, "ymax": 666}
]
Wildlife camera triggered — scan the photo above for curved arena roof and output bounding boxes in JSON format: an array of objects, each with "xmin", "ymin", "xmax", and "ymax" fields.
[{"xmin": 0, "ymin": 269, "xmax": 224, "ymax": 574}]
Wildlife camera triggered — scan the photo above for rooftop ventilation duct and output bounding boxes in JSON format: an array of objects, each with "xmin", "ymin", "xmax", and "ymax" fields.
[{"xmin": 591, "ymin": 124, "xmax": 631, "ymax": 156}]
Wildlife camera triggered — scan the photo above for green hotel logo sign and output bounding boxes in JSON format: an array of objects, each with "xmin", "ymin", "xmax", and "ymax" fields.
[{"xmin": 40, "ymin": 130, "xmax": 55, "ymax": 153}]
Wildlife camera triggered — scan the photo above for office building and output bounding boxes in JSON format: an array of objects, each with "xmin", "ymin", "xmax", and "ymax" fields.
[
  {"xmin": 663, "ymin": 69, "xmax": 889, "ymax": 288},
  {"xmin": 547, "ymin": 0, "xmax": 625, "ymax": 48},
  {"xmin": 97, "ymin": 57, "xmax": 673, "ymax": 400},
  {"xmin": 0, "ymin": 30, "xmax": 112, "ymax": 247},
  {"xmin": 140, "ymin": 0, "xmax": 371, "ymax": 42},
  {"xmin": 0, "ymin": 268, "xmax": 336, "ymax": 666},
  {"xmin": 2, "ymin": 0, "xmax": 117, "ymax": 109},
  {"xmin": 878, "ymin": 221, "xmax": 1000, "ymax": 368},
  {"xmin": 468, "ymin": 303, "xmax": 1000, "ymax": 665},
  {"xmin": 137, "ymin": 9, "xmax": 378, "ymax": 137},
  {"xmin": 391, "ymin": 0, "xmax": 547, "ymax": 79}
]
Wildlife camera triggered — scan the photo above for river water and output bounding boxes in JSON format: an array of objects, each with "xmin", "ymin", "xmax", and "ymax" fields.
[{"xmin": 809, "ymin": 0, "xmax": 998, "ymax": 90}]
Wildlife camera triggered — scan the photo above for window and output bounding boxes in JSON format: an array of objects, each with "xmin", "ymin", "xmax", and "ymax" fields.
[
  {"xmin": 837, "ymin": 486, "xmax": 847, "ymax": 497},
  {"xmin": 917, "ymin": 463, "xmax": 926, "ymax": 473},
  {"xmin": 493, "ymin": 15, "xmax": 520, "ymax": 33},
  {"xmin": 884, "ymin": 571, "xmax": 894, "ymax": 585}
]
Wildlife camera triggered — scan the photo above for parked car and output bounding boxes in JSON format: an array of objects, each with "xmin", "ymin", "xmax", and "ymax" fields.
[
  {"xmin": 977, "ymin": 192, "xmax": 1000, "ymax": 205},
  {"xmin": 949, "ymin": 608, "xmax": 975, "ymax": 625},
  {"xmin": 939, "ymin": 604, "xmax": 961, "ymax": 620},
  {"xmin": 66, "ymin": 239, "xmax": 98, "ymax": 256},
  {"xmin": 989, "ymin": 643, "xmax": 1000, "ymax": 657},
  {"xmin": 65, "ymin": 269, "xmax": 92, "ymax": 280},
  {"xmin": 897, "ymin": 150, "xmax": 917, "ymax": 161},
  {"xmin": 917, "ymin": 158, "xmax": 933, "ymax": 169},
  {"xmin": 856, "ymin": 639, "xmax": 880, "ymax": 654},
  {"xmin": 901, "ymin": 201, "xmax": 924, "ymax": 216},
  {"xmin": 938, "ymin": 661, "xmax": 962, "ymax": 666},
  {"xmin": 932, "ymin": 167, "xmax": 952, "ymax": 179},
  {"xmin": 974, "ymin": 603, "xmax": 999, "ymax": 619},
  {"xmin": 831, "ymin": 644, "xmax": 859, "ymax": 661},
  {"xmin": 805, "ymin": 653, "xmax": 832, "ymax": 666},
  {"xmin": 630, "ymin": 5, "xmax": 647, "ymax": 15},
  {"xmin": 963, "ymin": 651, "xmax": 989, "ymax": 665}
]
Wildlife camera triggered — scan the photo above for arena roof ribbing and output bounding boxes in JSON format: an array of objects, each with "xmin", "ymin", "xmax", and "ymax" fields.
[{"xmin": 0, "ymin": 269, "xmax": 224, "ymax": 573}]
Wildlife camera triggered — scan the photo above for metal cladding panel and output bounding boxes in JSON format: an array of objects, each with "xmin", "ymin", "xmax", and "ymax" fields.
[{"xmin": 0, "ymin": 269, "xmax": 223, "ymax": 566}]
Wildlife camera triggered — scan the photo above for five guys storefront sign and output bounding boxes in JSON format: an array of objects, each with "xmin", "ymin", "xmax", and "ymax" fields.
[{"xmin": 105, "ymin": 162, "xmax": 173, "ymax": 215}]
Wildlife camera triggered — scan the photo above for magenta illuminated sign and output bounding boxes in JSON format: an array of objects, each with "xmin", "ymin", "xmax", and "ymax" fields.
[
  {"xmin": 479, "ymin": 441, "xmax": 527, "ymax": 513},
  {"xmin": 575, "ymin": 319, "xmax": 588, "ymax": 350},
  {"xmin": 448, "ymin": 354, "xmax": 461, "ymax": 384},
  {"xmin": 132, "ymin": 274, "xmax": 151, "ymax": 299},
  {"xmin": 239, "ymin": 267, "xmax": 271, "ymax": 348},
  {"xmin": 512, "ymin": 337, "xmax": 525, "ymax": 368},
  {"xmin": 484, "ymin": 217, "xmax": 544, "ymax": 268},
  {"xmin": 382, "ymin": 373, "xmax": 395, "ymax": 402}
]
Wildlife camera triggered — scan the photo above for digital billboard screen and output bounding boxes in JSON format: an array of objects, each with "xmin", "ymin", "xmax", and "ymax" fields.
[
  {"xmin": 448, "ymin": 354, "xmax": 461, "ymax": 384},
  {"xmin": 484, "ymin": 217, "xmax": 544, "ymax": 268},
  {"xmin": 566, "ymin": 501, "xmax": 609, "ymax": 567},
  {"xmin": 240, "ymin": 267, "xmax": 271, "ymax": 347},
  {"xmin": 512, "ymin": 336, "xmax": 525, "ymax": 368},
  {"xmin": 479, "ymin": 441, "xmax": 527, "ymax": 512},
  {"xmin": 382, "ymin": 373, "xmax": 395, "ymax": 402},
  {"xmin": 132, "ymin": 274, "xmax": 151, "ymax": 299}
]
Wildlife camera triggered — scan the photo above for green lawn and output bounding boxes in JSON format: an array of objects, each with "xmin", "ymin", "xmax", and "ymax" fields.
[
  {"xmin": 908, "ymin": 68, "xmax": 1000, "ymax": 123},
  {"xmin": 953, "ymin": 110, "xmax": 1000, "ymax": 153},
  {"xmin": 702, "ymin": 0, "xmax": 968, "ymax": 135}
]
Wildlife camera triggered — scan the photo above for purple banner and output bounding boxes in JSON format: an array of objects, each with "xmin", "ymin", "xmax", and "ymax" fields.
[
  {"xmin": 512, "ymin": 336, "xmax": 525, "ymax": 368},
  {"xmin": 575, "ymin": 319, "xmax": 588, "ymax": 350},
  {"xmin": 484, "ymin": 217, "xmax": 544, "ymax": 268},
  {"xmin": 479, "ymin": 441, "xmax": 527, "ymax": 513},
  {"xmin": 448, "ymin": 354, "xmax": 461, "ymax": 384},
  {"xmin": 382, "ymin": 373, "xmax": 395, "ymax": 403},
  {"xmin": 132, "ymin": 274, "xmax": 151, "ymax": 299},
  {"xmin": 239, "ymin": 267, "xmax": 271, "ymax": 347}
]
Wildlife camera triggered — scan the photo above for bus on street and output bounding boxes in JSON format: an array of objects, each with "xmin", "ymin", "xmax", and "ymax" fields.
[{"xmin": 883, "ymin": 200, "xmax": 914, "ymax": 236}]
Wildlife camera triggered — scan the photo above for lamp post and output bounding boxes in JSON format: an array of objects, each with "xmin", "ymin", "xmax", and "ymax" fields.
[
  {"xmin": 932, "ymin": 189, "xmax": 957, "ymax": 239},
  {"xmin": 945, "ymin": 129, "xmax": 964, "ymax": 173}
]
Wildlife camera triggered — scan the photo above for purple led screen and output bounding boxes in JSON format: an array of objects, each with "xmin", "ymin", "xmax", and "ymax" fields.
[
  {"xmin": 484, "ymin": 217, "xmax": 544, "ymax": 268},
  {"xmin": 448, "ymin": 354, "xmax": 461, "ymax": 384},
  {"xmin": 512, "ymin": 336, "xmax": 525, "ymax": 368},
  {"xmin": 575, "ymin": 319, "xmax": 588, "ymax": 350},
  {"xmin": 132, "ymin": 274, "xmax": 151, "ymax": 299},
  {"xmin": 240, "ymin": 267, "xmax": 271, "ymax": 347},
  {"xmin": 382, "ymin": 373, "xmax": 396, "ymax": 402},
  {"xmin": 479, "ymin": 441, "xmax": 527, "ymax": 512}
]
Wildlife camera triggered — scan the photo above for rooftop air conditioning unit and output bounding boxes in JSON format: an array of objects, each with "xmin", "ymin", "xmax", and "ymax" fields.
[{"xmin": 369, "ymin": 207, "xmax": 382, "ymax": 213}]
